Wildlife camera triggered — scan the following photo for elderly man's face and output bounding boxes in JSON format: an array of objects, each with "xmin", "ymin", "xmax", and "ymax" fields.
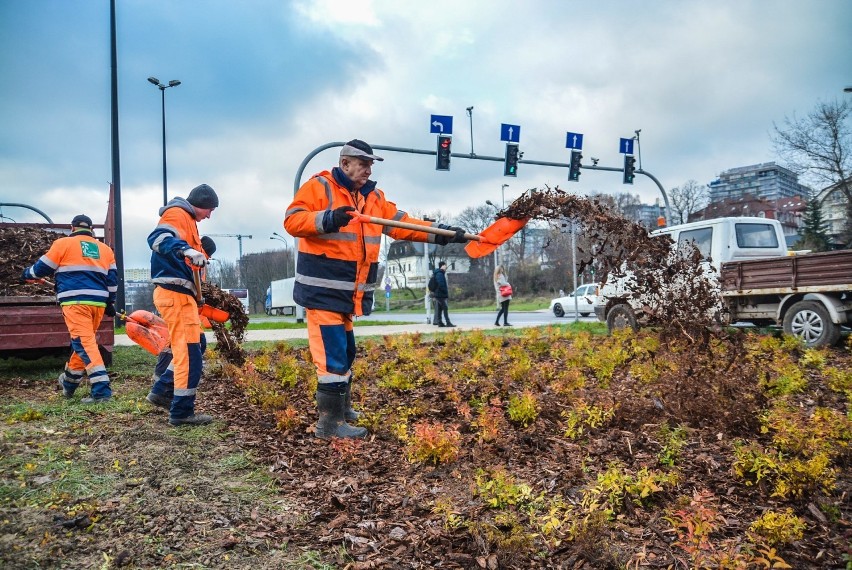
[{"xmin": 340, "ymin": 157, "xmax": 373, "ymax": 190}]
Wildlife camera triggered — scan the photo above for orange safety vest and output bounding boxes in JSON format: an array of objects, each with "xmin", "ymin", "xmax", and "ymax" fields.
[
  {"xmin": 25, "ymin": 232, "xmax": 117, "ymax": 305},
  {"xmin": 285, "ymin": 170, "xmax": 438, "ymax": 316},
  {"xmin": 148, "ymin": 199, "xmax": 205, "ymax": 298}
]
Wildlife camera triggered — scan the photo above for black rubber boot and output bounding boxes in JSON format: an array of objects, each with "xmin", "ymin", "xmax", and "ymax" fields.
[
  {"xmin": 344, "ymin": 382, "xmax": 361, "ymax": 422},
  {"xmin": 168, "ymin": 413, "xmax": 213, "ymax": 427},
  {"xmin": 315, "ymin": 389, "xmax": 367, "ymax": 439}
]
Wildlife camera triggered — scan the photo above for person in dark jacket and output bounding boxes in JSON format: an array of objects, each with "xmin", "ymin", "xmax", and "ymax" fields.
[{"xmin": 432, "ymin": 261, "xmax": 455, "ymax": 327}]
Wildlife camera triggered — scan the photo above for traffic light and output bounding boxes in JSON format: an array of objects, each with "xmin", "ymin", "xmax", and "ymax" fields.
[
  {"xmin": 623, "ymin": 154, "xmax": 636, "ymax": 184},
  {"xmin": 504, "ymin": 143, "xmax": 519, "ymax": 177},
  {"xmin": 568, "ymin": 150, "xmax": 582, "ymax": 182},
  {"xmin": 436, "ymin": 135, "xmax": 452, "ymax": 171}
]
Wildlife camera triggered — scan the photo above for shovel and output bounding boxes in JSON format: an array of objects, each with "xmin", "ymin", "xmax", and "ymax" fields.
[
  {"xmin": 120, "ymin": 310, "xmax": 169, "ymax": 356},
  {"xmin": 348, "ymin": 212, "xmax": 529, "ymax": 259},
  {"xmin": 192, "ymin": 268, "xmax": 229, "ymax": 323}
]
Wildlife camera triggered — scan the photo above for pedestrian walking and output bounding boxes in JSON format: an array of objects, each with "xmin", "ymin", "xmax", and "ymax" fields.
[
  {"xmin": 432, "ymin": 261, "xmax": 455, "ymax": 327},
  {"xmin": 494, "ymin": 264, "xmax": 513, "ymax": 326},
  {"xmin": 21, "ymin": 214, "xmax": 118, "ymax": 403},
  {"xmin": 145, "ymin": 183, "xmax": 219, "ymax": 426},
  {"xmin": 284, "ymin": 139, "xmax": 467, "ymax": 439}
]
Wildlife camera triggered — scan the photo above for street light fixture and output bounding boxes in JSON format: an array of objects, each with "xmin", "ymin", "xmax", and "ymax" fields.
[
  {"xmin": 147, "ymin": 76, "xmax": 181, "ymax": 206},
  {"xmin": 844, "ymin": 86, "xmax": 852, "ymax": 93},
  {"xmin": 270, "ymin": 232, "xmax": 288, "ymax": 245}
]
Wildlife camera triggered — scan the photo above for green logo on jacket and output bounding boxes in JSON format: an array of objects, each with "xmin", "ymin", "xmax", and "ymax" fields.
[{"xmin": 80, "ymin": 241, "xmax": 100, "ymax": 259}]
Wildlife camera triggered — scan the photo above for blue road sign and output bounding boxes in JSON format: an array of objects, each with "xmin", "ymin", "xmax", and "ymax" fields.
[
  {"xmin": 565, "ymin": 132, "xmax": 584, "ymax": 150},
  {"xmin": 619, "ymin": 137, "xmax": 635, "ymax": 154},
  {"xmin": 430, "ymin": 114, "xmax": 453, "ymax": 134},
  {"xmin": 500, "ymin": 123, "xmax": 521, "ymax": 143}
]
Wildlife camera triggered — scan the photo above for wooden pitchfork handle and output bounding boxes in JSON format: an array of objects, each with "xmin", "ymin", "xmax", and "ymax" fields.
[
  {"xmin": 349, "ymin": 212, "xmax": 483, "ymax": 242},
  {"xmin": 191, "ymin": 267, "xmax": 204, "ymax": 304}
]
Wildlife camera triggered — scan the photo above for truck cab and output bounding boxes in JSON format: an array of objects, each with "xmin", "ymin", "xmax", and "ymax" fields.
[
  {"xmin": 595, "ymin": 217, "xmax": 787, "ymax": 329},
  {"xmin": 654, "ymin": 217, "xmax": 787, "ymax": 272}
]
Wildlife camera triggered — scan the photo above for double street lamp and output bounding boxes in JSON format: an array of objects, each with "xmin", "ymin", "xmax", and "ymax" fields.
[
  {"xmin": 270, "ymin": 232, "xmax": 288, "ymax": 245},
  {"xmin": 147, "ymin": 76, "xmax": 181, "ymax": 206}
]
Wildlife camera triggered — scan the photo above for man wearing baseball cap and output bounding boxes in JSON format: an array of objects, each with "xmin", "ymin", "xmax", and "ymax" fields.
[
  {"xmin": 146, "ymin": 183, "xmax": 219, "ymax": 426},
  {"xmin": 284, "ymin": 139, "xmax": 468, "ymax": 439},
  {"xmin": 21, "ymin": 214, "xmax": 118, "ymax": 403}
]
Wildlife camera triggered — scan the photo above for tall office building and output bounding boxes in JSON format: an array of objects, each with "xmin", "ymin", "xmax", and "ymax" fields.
[{"xmin": 708, "ymin": 162, "xmax": 811, "ymax": 203}]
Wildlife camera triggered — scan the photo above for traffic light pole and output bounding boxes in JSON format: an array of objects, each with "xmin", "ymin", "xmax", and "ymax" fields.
[
  {"xmin": 293, "ymin": 142, "xmax": 670, "ymax": 218},
  {"xmin": 290, "ymin": 142, "xmax": 671, "ymax": 321}
]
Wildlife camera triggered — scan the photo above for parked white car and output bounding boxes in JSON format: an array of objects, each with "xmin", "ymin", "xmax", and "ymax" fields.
[{"xmin": 550, "ymin": 283, "xmax": 599, "ymax": 317}]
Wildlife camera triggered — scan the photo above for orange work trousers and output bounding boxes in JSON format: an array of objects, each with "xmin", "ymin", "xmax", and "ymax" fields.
[
  {"xmin": 61, "ymin": 304, "xmax": 108, "ymax": 387},
  {"xmin": 305, "ymin": 308, "xmax": 355, "ymax": 388},
  {"xmin": 153, "ymin": 287, "xmax": 202, "ymax": 419}
]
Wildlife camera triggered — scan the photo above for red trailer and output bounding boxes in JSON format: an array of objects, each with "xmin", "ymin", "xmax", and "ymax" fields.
[{"xmin": 0, "ymin": 190, "xmax": 116, "ymax": 364}]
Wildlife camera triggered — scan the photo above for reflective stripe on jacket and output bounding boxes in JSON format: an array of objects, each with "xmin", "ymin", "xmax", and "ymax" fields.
[
  {"xmin": 148, "ymin": 198, "xmax": 205, "ymax": 298},
  {"xmin": 24, "ymin": 232, "xmax": 117, "ymax": 305},
  {"xmin": 284, "ymin": 169, "xmax": 440, "ymax": 316}
]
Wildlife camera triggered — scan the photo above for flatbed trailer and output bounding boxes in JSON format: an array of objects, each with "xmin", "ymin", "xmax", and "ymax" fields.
[
  {"xmin": 0, "ymin": 193, "xmax": 116, "ymax": 364},
  {"xmin": 720, "ymin": 249, "xmax": 852, "ymax": 347}
]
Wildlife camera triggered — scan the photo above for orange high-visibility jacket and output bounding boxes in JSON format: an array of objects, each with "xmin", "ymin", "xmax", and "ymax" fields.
[
  {"xmin": 148, "ymin": 198, "xmax": 206, "ymax": 298},
  {"xmin": 285, "ymin": 170, "xmax": 441, "ymax": 316},
  {"xmin": 24, "ymin": 232, "xmax": 117, "ymax": 306}
]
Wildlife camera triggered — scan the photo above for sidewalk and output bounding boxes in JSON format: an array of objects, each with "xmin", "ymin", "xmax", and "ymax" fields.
[{"xmin": 113, "ymin": 321, "xmax": 532, "ymax": 346}]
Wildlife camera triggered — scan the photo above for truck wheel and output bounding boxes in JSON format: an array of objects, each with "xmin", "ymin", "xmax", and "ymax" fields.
[
  {"xmin": 783, "ymin": 300, "xmax": 841, "ymax": 348},
  {"xmin": 606, "ymin": 304, "xmax": 638, "ymax": 333},
  {"xmin": 553, "ymin": 303, "xmax": 565, "ymax": 318}
]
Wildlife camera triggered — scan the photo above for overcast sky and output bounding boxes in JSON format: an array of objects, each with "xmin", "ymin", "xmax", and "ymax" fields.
[{"xmin": 1, "ymin": 0, "xmax": 850, "ymax": 268}]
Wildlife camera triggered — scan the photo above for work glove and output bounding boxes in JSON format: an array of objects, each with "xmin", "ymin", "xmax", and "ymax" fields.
[
  {"xmin": 104, "ymin": 304, "xmax": 116, "ymax": 317},
  {"xmin": 183, "ymin": 247, "xmax": 207, "ymax": 267},
  {"xmin": 434, "ymin": 225, "xmax": 467, "ymax": 246},
  {"xmin": 19, "ymin": 269, "xmax": 39, "ymax": 284},
  {"xmin": 331, "ymin": 206, "xmax": 356, "ymax": 231}
]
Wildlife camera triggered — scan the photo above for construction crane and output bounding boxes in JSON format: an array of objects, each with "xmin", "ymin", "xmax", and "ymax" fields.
[{"xmin": 206, "ymin": 233, "xmax": 253, "ymax": 260}]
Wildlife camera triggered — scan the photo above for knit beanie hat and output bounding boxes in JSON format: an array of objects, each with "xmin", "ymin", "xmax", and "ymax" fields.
[
  {"xmin": 187, "ymin": 184, "xmax": 219, "ymax": 209},
  {"xmin": 200, "ymin": 236, "xmax": 217, "ymax": 257}
]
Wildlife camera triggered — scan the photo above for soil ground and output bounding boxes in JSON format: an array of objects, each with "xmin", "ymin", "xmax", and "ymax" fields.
[{"xmin": 1, "ymin": 326, "xmax": 850, "ymax": 570}]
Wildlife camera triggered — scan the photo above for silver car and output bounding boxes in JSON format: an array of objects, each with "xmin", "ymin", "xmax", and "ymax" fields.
[{"xmin": 550, "ymin": 283, "xmax": 599, "ymax": 317}]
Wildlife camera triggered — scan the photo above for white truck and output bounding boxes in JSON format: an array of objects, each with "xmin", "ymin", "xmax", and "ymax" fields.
[
  {"xmin": 266, "ymin": 278, "xmax": 296, "ymax": 316},
  {"xmin": 221, "ymin": 288, "xmax": 249, "ymax": 313},
  {"xmin": 594, "ymin": 216, "xmax": 852, "ymax": 348}
]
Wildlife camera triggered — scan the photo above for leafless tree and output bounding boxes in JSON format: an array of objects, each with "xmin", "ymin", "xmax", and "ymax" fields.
[
  {"xmin": 669, "ymin": 179, "xmax": 709, "ymax": 224},
  {"xmin": 231, "ymin": 248, "xmax": 295, "ymax": 313},
  {"xmin": 207, "ymin": 259, "xmax": 241, "ymax": 289},
  {"xmin": 773, "ymin": 98, "xmax": 852, "ymax": 246},
  {"xmin": 453, "ymin": 204, "xmax": 501, "ymax": 273}
]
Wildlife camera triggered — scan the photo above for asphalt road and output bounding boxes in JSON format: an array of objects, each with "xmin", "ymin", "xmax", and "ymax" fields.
[{"xmin": 115, "ymin": 310, "xmax": 599, "ymax": 346}]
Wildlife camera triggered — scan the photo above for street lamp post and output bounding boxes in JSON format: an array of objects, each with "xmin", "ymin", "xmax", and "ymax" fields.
[
  {"xmin": 147, "ymin": 77, "xmax": 181, "ymax": 206},
  {"xmin": 485, "ymin": 200, "xmax": 501, "ymax": 268}
]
